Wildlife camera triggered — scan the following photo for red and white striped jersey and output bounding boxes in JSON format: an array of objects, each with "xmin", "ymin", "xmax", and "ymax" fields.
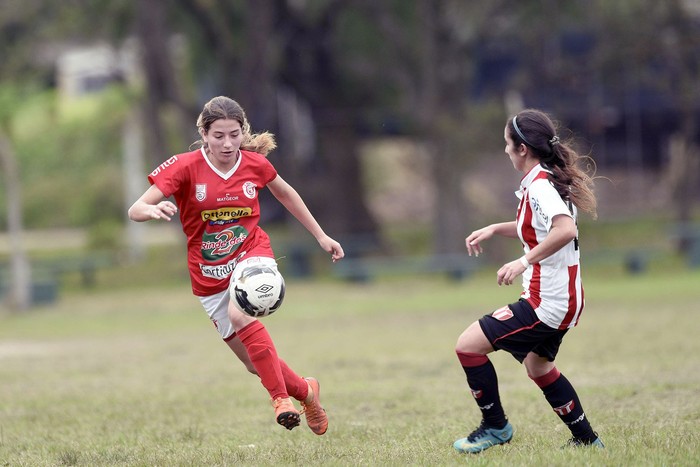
[{"xmin": 516, "ymin": 164, "xmax": 584, "ymax": 330}]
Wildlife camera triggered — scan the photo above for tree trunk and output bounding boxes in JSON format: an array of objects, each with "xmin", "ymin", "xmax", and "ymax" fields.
[
  {"xmin": 273, "ymin": 2, "xmax": 381, "ymax": 248},
  {"xmin": 431, "ymin": 136, "xmax": 470, "ymax": 254},
  {"xmin": 0, "ymin": 130, "xmax": 31, "ymax": 311},
  {"xmin": 240, "ymin": 0, "xmax": 276, "ymax": 131},
  {"xmin": 667, "ymin": 131, "xmax": 699, "ymax": 253},
  {"xmin": 122, "ymin": 107, "xmax": 147, "ymax": 263},
  {"xmin": 135, "ymin": 0, "xmax": 191, "ymax": 167},
  {"xmin": 416, "ymin": 0, "xmax": 470, "ymax": 254},
  {"xmin": 313, "ymin": 109, "xmax": 380, "ymax": 240}
]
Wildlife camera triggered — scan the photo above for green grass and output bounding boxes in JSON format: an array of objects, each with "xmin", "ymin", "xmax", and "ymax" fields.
[{"xmin": 1, "ymin": 265, "xmax": 700, "ymax": 466}]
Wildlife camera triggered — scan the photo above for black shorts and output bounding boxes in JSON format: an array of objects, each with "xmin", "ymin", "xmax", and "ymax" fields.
[{"xmin": 478, "ymin": 299, "xmax": 568, "ymax": 363}]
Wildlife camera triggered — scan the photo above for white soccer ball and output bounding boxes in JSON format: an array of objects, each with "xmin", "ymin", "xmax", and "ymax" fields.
[{"xmin": 231, "ymin": 265, "xmax": 286, "ymax": 317}]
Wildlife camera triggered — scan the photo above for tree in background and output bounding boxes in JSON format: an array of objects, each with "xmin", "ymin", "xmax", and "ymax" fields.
[
  {"xmin": 0, "ymin": 0, "xmax": 698, "ymax": 275},
  {"xmin": 506, "ymin": 0, "xmax": 700, "ymax": 229},
  {"xmin": 135, "ymin": 0, "xmax": 194, "ymax": 169},
  {"xmin": 659, "ymin": 0, "xmax": 700, "ymax": 250},
  {"xmin": 393, "ymin": 1, "xmax": 506, "ymax": 254},
  {"xmin": 0, "ymin": 126, "xmax": 30, "ymax": 311}
]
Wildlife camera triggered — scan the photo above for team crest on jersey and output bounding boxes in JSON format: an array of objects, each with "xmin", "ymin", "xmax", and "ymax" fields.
[
  {"xmin": 492, "ymin": 306, "xmax": 514, "ymax": 321},
  {"xmin": 242, "ymin": 181, "xmax": 257, "ymax": 199},
  {"xmin": 195, "ymin": 184, "xmax": 207, "ymax": 202}
]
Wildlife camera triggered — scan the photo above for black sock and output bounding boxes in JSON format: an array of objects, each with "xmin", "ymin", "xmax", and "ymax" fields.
[
  {"xmin": 540, "ymin": 372, "xmax": 596, "ymax": 441},
  {"xmin": 462, "ymin": 359, "xmax": 508, "ymax": 429}
]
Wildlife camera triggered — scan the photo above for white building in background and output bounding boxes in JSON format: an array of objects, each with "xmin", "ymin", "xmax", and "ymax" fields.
[{"xmin": 55, "ymin": 40, "xmax": 141, "ymax": 99}]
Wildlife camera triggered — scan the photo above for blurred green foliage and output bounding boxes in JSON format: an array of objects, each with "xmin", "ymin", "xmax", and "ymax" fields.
[
  {"xmin": 0, "ymin": 0, "xmax": 697, "ymax": 262},
  {"xmin": 0, "ymin": 85, "xmax": 130, "ymax": 231}
]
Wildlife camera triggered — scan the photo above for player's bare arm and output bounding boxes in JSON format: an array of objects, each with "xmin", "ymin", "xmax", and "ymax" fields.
[
  {"xmin": 267, "ymin": 175, "xmax": 345, "ymax": 262},
  {"xmin": 128, "ymin": 185, "xmax": 178, "ymax": 222},
  {"xmin": 496, "ymin": 215, "xmax": 577, "ymax": 286},
  {"xmin": 466, "ymin": 221, "xmax": 518, "ymax": 257},
  {"xmin": 522, "ymin": 214, "xmax": 577, "ymax": 265}
]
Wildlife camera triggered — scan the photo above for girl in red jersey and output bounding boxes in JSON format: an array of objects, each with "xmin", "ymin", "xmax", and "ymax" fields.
[
  {"xmin": 128, "ymin": 96, "xmax": 344, "ymax": 434},
  {"xmin": 453, "ymin": 109, "xmax": 604, "ymax": 453}
]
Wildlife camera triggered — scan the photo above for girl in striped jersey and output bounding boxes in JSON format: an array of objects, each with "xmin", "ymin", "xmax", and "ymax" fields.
[{"xmin": 453, "ymin": 109, "xmax": 603, "ymax": 454}]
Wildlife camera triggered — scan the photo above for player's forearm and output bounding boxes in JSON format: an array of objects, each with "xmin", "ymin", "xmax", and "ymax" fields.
[
  {"xmin": 268, "ymin": 175, "xmax": 329, "ymax": 240},
  {"xmin": 128, "ymin": 201, "xmax": 154, "ymax": 222},
  {"xmin": 492, "ymin": 221, "xmax": 519, "ymax": 238},
  {"xmin": 523, "ymin": 221, "xmax": 577, "ymax": 264},
  {"xmin": 286, "ymin": 200, "xmax": 327, "ymax": 240}
]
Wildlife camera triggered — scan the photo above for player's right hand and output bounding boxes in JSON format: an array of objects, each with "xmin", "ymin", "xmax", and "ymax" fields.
[
  {"xmin": 151, "ymin": 201, "xmax": 178, "ymax": 221},
  {"xmin": 466, "ymin": 227, "xmax": 493, "ymax": 257}
]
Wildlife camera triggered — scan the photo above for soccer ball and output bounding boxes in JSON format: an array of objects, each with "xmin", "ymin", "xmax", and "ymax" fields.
[{"xmin": 232, "ymin": 265, "xmax": 286, "ymax": 317}]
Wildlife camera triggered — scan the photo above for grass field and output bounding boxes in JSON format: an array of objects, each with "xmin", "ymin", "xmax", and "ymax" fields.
[{"xmin": 1, "ymin": 263, "xmax": 699, "ymax": 466}]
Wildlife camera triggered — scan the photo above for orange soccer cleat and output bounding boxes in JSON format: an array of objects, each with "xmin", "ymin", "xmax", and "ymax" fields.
[
  {"xmin": 271, "ymin": 397, "xmax": 301, "ymax": 430},
  {"xmin": 300, "ymin": 377, "xmax": 328, "ymax": 435}
]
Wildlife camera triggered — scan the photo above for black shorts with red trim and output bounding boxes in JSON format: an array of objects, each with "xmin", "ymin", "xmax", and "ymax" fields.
[{"xmin": 478, "ymin": 299, "xmax": 568, "ymax": 363}]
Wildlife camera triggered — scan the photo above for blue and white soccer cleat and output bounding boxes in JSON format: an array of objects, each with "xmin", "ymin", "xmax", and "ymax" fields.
[
  {"xmin": 453, "ymin": 421, "xmax": 514, "ymax": 454},
  {"xmin": 564, "ymin": 433, "xmax": 605, "ymax": 449}
]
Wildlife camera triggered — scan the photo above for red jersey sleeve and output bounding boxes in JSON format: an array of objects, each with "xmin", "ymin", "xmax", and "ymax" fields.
[
  {"xmin": 250, "ymin": 151, "xmax": 278, "ymax": 186},
  {"xmin": 147, "ymin": 155, "xmax": 185, "ymax": 197}
]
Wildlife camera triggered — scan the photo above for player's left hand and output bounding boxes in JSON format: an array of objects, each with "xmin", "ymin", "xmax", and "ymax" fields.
[{"xmin": 318, "ymin": 235, "xmax": 345, "ymax": 262}]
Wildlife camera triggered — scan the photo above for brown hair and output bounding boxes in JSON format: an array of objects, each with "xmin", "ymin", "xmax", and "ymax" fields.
[
  {"xmin": 508, "ymin": 109, "xmax": 598, "ymax": 219},
  {"xmin": 193, "ymin": 96, "xmax": 277, "ymax": 156}
]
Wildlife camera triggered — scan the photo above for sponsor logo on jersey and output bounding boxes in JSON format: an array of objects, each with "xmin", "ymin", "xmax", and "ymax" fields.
[
  {"xmin": 195, "ymin": 184, "xmax": 207, "ymax": 202},
  {"xmin": 201, "ymin": 207, "xmax": 252, "ymax": 223},
  {"xmin": 201, "ymin": 226, "xmax": 248, "ymax": 261},
  {"xmin": 492, "ymin": 306, "xmax": 514, "ymax": 321},
  {"xmin": 200, "ymin": 257, "xmax": 240, "ymax": 279},
  {"xmin": 149, "ymin": 155, "xmax": 178, "ymax": 177},
  {"xmin": 217, "ymin": 193, "xmax": 239, "ymax": 202},
  {"xmin": 531, "ymin": 195, "xmax": 549, "ymax": 224},
  {"xmin": 553, "ymin": 400, "xmax": 575, "ymax": 416},
  {"xmin": 243, "ymin": 181, "xmax": 257, "ymax": 199}
]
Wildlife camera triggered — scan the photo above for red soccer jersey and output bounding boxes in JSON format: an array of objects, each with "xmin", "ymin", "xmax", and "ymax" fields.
[{"xmin": 148, "ymin": 148, "xmax": 277, "ymax": 296}]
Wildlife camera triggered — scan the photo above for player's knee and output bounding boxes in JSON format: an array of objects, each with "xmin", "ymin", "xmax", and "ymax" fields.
[
  {"xmin": 525, "ymin": 356, "xmax": 557, "ymax": 382},
  {"xmin": 455, "ymin": 321, "xmax": 483, "ymax": 353},
  {"xmin": 228, "ymin": 307, "xmax": 256, "ymax": 330},
  {"xmin": 455, "ymin": 338, "xmax": 468, "ymax": 354},
  {"xmin": 455, "ymin": 334, "xmax": 470, "ymax": 353}
]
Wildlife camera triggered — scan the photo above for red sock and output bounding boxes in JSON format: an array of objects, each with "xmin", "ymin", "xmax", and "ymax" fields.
[
  {"xmin": 279, "ymin": 359, "xmax": 309, "ymax": 401},
  {"xmin": 237, "ymin": 321, "xmax": 287, "ymax": 400}
]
